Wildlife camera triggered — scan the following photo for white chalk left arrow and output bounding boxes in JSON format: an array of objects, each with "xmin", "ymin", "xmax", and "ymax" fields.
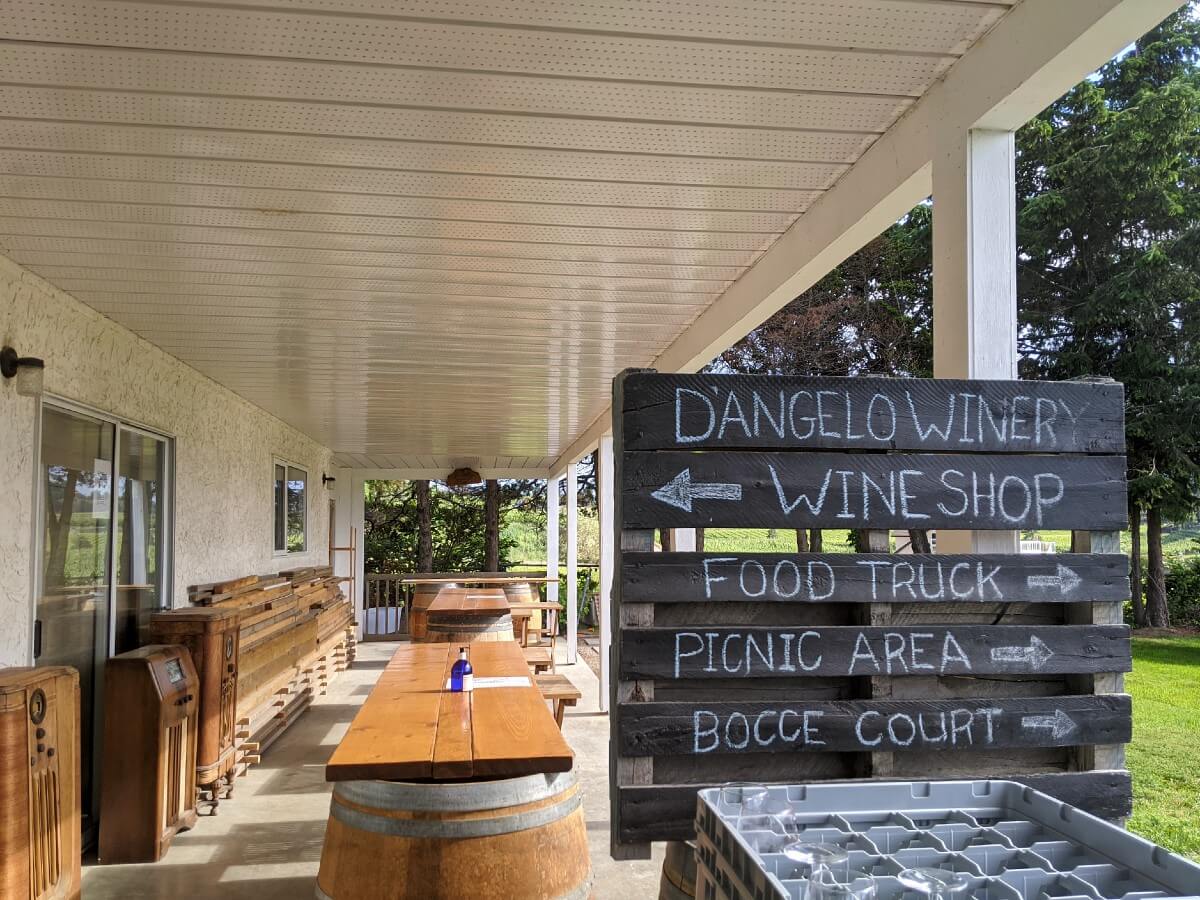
[{"xmin": 651, "ymin": 469, "xmax": 742, "ymax": 513}]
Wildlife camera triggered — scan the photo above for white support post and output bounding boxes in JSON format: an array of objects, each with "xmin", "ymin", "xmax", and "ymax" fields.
[
  {"xmin": 545, "ymin": 474, "xmax": 560, "ymax": 637},
  {"xmin": 565, "ymin": 462, "xmax": 579, "ymax": 665},
  {"xmin": 670, "ymin": 529, "xmax": 697, "ymax": 552},
  {"xmin": 933, "ymin": 127, "xmax": 1020, "ymax": 554},
  {"xmin": 331, "ymin": 468, "xmax": 354, "ymax": 577},
  {"xmin": 350, "ymin": 473, "xmax": 367, "ymax": 641},
  {"xmin": 598, "ymin": 433, "xmax": 615, "ymax": 712}
]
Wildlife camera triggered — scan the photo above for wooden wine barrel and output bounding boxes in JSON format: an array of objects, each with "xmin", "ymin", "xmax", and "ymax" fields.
[
  {"xmin": 502, "ymin": 580, "xmax": 541, "ymax": 633},
  {"xmin": 410, "ymin": 583, "xmax": 452, "ymax": 641},
  {"xmin": 316, "ymin": 770, "xmax": 592, "ymax": 900},
  {"xmin": 659, "ymin": 841, "xmax": 697, "ymax": 900},
  {"xmin": 424, "ymin": 611, "xmax": 515, "ymax": 644}
]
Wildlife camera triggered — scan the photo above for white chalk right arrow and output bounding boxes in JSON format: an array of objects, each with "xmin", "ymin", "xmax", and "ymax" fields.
[
  {"xmin": 1026, "ymin": 564, "xmax": 1082, "ymax": 596},
  {"xmin": 1021, "ymin": 709, "xmax": 1077, "ymax": 740},
  {"xmin": 990, "ymin": 635, "xmax": 1054, "ymax": 670}
]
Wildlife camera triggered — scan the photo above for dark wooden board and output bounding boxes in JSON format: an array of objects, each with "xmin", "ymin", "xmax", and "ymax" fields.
[
  {"xmin": 620, "ymin": 624, "xmax": 1131, "ymax": 679},
  {"xmin": 617, "ymin": 770, "xmax": 1133, "ymax": 842},
  {"xmin": 619, "ymin": 695, "xmax": 1130, "ymax": 756},
  {"xmin": 621, "ymin": 373, "xmax": 1125, "ymax": 454},
  {"xmin": 622, "ymin": 451, "xmax": 1127, "ymax": 530},
  {"xmin": 622, "ymin": 552, "xmax": 1130, "ymax": 604}
]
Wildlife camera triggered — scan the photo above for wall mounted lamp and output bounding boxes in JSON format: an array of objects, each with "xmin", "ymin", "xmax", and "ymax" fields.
[
  {"xmin": 1, "ymin": 346, "xmax": 45, "ymax": 398},
  {"xmin": 322, "ymin": 473, "xmax": 337, "ymax": 488}
]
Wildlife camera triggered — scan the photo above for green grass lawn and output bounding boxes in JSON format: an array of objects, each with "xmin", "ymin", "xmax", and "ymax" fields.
[
  {"xmin": 510, "ymin": 518, "xmax": 1200, "ymax": 563},
  {"xmin": 1029, "ymin": 523, "xmax": 1200, "ymax": 558},
  {"xmin": 1128, "ymin": 635, "xmax": 1200, "ymax": 861}
]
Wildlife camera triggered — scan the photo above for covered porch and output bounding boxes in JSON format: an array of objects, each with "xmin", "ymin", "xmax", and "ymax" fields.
[
  {"xmin": 0, "ymin": 0, "xmax": 1185, "ymax": 898},
  {"xmin": 76, "ymin": 639, "xmax": 667, "ymax": 897}
]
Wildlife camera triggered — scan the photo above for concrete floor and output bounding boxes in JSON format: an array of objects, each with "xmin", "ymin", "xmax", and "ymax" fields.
[{"xmin": 81, "ymin": 639, "xmax": 664, "ymax": 899}]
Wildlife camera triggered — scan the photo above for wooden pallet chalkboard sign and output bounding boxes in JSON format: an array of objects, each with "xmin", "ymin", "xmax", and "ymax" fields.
[{"xmin": 609, "ymin": 371, "xmax": 1131, "ymax": 859}]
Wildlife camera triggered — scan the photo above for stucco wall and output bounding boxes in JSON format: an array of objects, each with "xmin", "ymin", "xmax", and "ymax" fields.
[{"xmin": 0, "ymin": 253, "xmax": 334, "ymax": 666}]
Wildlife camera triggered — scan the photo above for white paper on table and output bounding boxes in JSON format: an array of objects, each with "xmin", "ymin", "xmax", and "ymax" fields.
[{"xmin": 443, "ymin": 676, "xmax": 531, "ymax": 690}]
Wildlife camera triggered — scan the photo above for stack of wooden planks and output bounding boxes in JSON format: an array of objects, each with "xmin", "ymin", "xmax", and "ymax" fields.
[{"xmin": 187, "ymin": 565, "xmax": 356, "ymax": 776}]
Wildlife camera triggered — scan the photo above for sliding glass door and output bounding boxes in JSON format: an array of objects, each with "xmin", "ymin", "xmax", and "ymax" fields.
[
  {"xmin": 114, "ymin": 426, "xmax": 169, "ymax": 653},
  {"xmin": 36, "ymin": 405, "xmax": 116, "ymax": 832},
  {"xmin": 35, "ymin": 404, "xmax": 171, "ymax": 836}
]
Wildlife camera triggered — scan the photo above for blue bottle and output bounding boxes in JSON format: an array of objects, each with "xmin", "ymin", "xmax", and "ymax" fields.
[{"xmin": 450, "ymin": 646, "xmax": 473, "ymax": 693}]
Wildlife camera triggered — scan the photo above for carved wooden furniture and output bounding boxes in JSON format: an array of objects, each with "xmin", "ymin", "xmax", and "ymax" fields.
[
  {"xmin": 99, "ymin": 646, "xmax": 199, "ymax": 864},
  {"xmin": 186, "ymin": 566, "xmax": 355, "ymax": 776},
  {"xmin": 149, "ymin": 606, "xmax": 240, "ymax": 812},
  {"xmin": 0, "ymin": 666, "xmax": 80, "ymax": 900}
]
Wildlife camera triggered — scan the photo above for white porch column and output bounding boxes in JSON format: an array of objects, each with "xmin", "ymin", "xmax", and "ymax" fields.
[
  {"xmin": 545, "ymin": 473, "xmax": 560, "ymax": 624},
  {"xmin": 670, "ymin": 529, "xmax": 697, "ymax": 552},
  {"xmin": 933, "ymin": 127, "xmax": 1019, "ymax": 554},
  {"xmin": 597, "ymin": 433, "xmax": 615, "ymax": 712},
  {"xmin": 565, "ymin": 462, "xmax": 579, "ymax": 665},
  {"xmin": 331, "ymin": 468, "xmax": 366, "ymax": 639},
  {"xmin": 349, "ymin": 472, "xmax": 367, "ymax": 640}
]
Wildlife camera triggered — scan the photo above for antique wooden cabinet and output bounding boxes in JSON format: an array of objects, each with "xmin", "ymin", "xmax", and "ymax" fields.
[
  {"xmin": 149, "ymin": 608, "xmax": 240, "ymax": 806},
  {"xmin": 99, "ymin": 646, "xmax": 199, "ymax": 864},
  {"xmin": 0, "ymin": 666, "xmax": 81, "ymax": 900}
]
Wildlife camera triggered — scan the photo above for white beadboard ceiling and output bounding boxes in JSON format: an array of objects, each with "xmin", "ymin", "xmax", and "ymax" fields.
[{"xmin": 0, "ymin": 0, "xmax": 1017, "ymax": 472}]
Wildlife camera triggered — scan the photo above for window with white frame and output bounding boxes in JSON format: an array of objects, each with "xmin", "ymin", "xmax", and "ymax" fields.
[{"xmin": 273, "ymin": 460, "xmax": 307, "ymax": 553}]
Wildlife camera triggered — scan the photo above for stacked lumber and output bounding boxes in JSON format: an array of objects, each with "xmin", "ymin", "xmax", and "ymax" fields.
[{"xmin": 186, "ymin": 566, "xmax": 356, "ymax": 778}]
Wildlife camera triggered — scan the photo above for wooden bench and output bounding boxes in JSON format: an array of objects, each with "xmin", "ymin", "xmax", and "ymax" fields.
[
  {"xmin": 535, "ymin": 674, "xmax": 581, "ymax": 727},
  {"xmin": 523, "ymin": 646, "xmax": 554, "ymax": 674}
]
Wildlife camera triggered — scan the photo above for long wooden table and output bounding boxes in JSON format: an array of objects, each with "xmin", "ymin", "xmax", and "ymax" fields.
[
  {"xmin": 426, "ymin": 587, "xmax": 510, "ymax": 614},
  {"xmin": 399, "ymin": 572, "xmax": 557, "ymax": 585},
  {"xmin": 325, "ymin": 640, "xmax": 572, "ymax": 781}
]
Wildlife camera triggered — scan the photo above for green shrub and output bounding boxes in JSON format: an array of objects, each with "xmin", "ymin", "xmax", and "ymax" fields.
[{"xmin": 1165, "ymin": 555, "xmax": 1200, "ymax": 628}]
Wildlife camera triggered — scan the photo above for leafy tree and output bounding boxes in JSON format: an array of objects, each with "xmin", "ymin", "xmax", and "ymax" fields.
[
  {"xmin": 1017, "ymin": 9, "xmax": 1200, "ymax": 626},
  {"xmin": 716, "ymin": 206, "xmax": 935, "ymax": 553},
  {"xmin": 719, "ymin": 11, "xmax": 1200, "ymax": 628},
  {"xmin": 364, "ymin": 480, "xmax": 519, "ymax": 573},
  {"xmin": 716, "ymin": 206, "xmax": 933, "ymax": 379}
]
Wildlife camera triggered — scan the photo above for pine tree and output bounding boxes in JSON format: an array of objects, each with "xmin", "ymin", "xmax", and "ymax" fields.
[{"xmin": 1017, "ymin": 9, "xmax": 1200, "ymax": 627}]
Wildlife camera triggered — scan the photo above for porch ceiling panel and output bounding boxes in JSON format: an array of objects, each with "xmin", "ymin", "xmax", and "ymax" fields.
[{"xmin": 0, "ymin": 0, "xmax": 1017, "ymax": 465}]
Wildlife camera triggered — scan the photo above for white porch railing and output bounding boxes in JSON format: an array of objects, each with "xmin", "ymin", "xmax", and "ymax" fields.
[{"xmin": 363, "ymin": 574, "xmax": 410, "ymax": 640}]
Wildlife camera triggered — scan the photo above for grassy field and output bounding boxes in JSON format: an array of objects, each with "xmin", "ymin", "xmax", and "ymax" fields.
[
  {"xmin": 509, "ymin": 517, "xmax": 1200, "ymax": 563},
  {"xmin": 1127, "ymin": 634, "xmax": 1200, "ymax": 860}
]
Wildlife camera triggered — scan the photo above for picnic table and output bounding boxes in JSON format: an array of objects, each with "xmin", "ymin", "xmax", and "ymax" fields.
[
  {"xmin": 422, "ymin": 587, "xmax": 515, "ymax": 643},
  {"xmin": 398, "ymin": 572, "xmax": 557, "ymax": 585},
  {"xmin": 317, "ymin": 641, "xmax": 588, "ymax": 898},
  {"xmin": 402, "ymin": 574, "xmax": 554, "ymax": 637},
  {"xmin": 326, "ymin": 640, "xmax": 571, "ymax": 780}
]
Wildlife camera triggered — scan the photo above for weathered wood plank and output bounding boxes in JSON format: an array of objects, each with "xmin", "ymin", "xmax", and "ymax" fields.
[
  {"xmin": 621, "ymin": 373, "xmax": 1125, "ymax": 454},
  {"xmin": 619, "ymin": 695, "xmax": 1131, "ymax": 756},
  {"xmin": 622, "ymin": 552, "xmax": 1129, "ymax": 604},
  {"xmin": 611, "ymin": 368, "xmax": 656, "ymax": 861},
  {"xmin": 621, "ymin": 451, "xmax": 1128, "ymax": 530},
  {"xmin": 620, "ymin": 625, "xmax": 1131, "ymax": 680},
  {"xmin": 617, "ymin": 770, "xmax": 1134, "ymax": 842}
]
